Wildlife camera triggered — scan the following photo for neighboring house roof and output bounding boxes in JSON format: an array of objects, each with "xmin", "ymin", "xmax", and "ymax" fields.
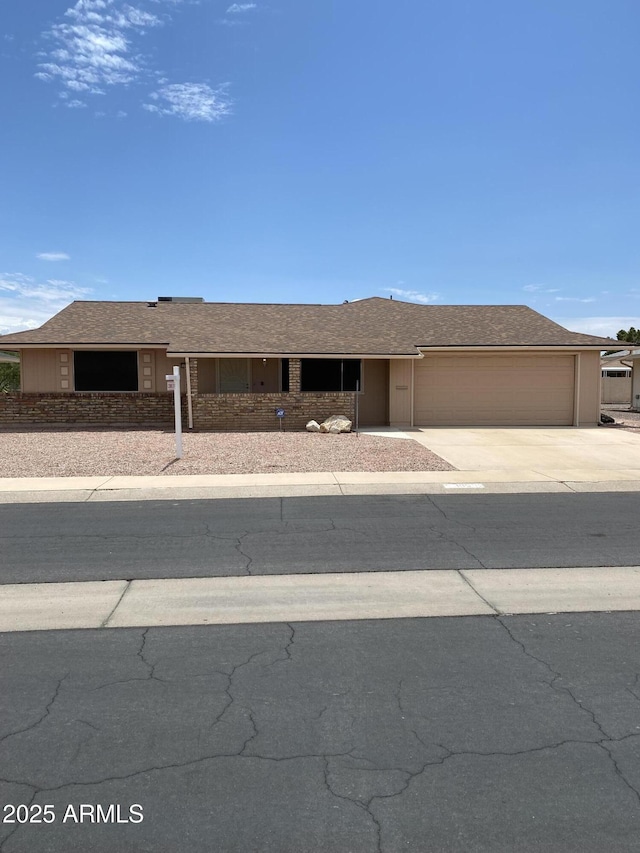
[
  {"xmin": 0, "ymin": 350, "xmax": 19, "ymax": 363},
  {"xmin": 601, "ymin": 349, "xmax": 640, "ymax": 368},
  {"xmin": 601, "ymin": 360, "xmax": 632, "ymax": 371},
  {"xmin": 0, "ymin": 297, "xmax": 621, "ymax": 355}
]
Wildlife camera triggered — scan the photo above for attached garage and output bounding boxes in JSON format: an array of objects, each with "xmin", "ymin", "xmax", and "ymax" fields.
[{"xmin": 414, "ymin": 353, "xmax": 575, "ymax": 426}]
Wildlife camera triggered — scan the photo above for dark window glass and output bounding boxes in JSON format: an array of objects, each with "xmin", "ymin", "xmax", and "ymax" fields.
[
  {"xmin": 342, "ymin": 359, "xmax": 361, "ymax": 391},
  {"xmin": 74, "ymin": 351, "xmax": 138, "ymax": 391},
  {"xmin": 301, "ymin": 359, "xmax": 361, "ymax": 391},
  {"xmin": 281, "ymin": 358, "xmax": 290, "ymax": 392}
]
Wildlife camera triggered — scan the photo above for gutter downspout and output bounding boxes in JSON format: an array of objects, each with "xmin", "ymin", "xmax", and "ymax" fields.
[
  {"xmin": 573, "ymin": 353, "xmax": 581, "ymax": 427},
  {"xmin": 185, "ymin": 356, "xmax": 194, "ymax": 430},
  {"xmin": 410, "ymin": 359, "xmax": 415, "ymax": 428}
]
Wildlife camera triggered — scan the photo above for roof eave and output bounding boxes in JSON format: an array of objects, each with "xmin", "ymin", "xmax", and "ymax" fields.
[
  {"xmin": 169, "ymin": 351, "xmax": 421, "ymax": 358},
  {"xmin": 416, "ymin": 344, "xmax": 618, "ymax": 351}
]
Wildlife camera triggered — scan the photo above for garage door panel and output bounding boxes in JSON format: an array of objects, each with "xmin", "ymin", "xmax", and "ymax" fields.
[{"xmin": 414, "ymin": 355, "xmax": 574, "ymax": 426}]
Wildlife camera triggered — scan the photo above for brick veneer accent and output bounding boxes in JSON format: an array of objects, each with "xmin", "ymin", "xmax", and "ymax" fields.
[
  {"xmin": 0, "ymin": 393, "xmax": 182, "ymax": 426},
  {"xmin": 289, "ymin": 358, "xmax": 301, "ymax": 392},
  {"xmin": 193, "ymin": 392, "xmax": 355, "ymax": 431},
  {"xmin": 188, "ymin": 357, "xmax": 199, "ymax": 395}
]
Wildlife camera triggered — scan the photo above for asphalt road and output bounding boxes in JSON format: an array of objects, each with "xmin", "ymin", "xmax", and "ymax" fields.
[
  {"xmin": 2, "ymin": 613, "xmax": 640, "ymax": 852},
  {"xmin": 2, "ymin": 492, "xmax": 640, "ymax": 584}
]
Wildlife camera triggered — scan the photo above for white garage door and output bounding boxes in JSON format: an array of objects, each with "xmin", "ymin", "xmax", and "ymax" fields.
[{"xmin": 414, "ymin": 354, "xmax": 575, "ymax": 426}]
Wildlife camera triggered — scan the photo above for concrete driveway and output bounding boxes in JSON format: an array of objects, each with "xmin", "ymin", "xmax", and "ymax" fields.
[{"xmin": 410, "ymin": 427, "xmax": 640, "ymax": 481}]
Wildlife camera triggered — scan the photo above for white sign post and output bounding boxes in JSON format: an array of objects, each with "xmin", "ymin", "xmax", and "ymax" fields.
[{"xmin": 166, "ymin": 366, "xmax": 183, "ymax": 458}]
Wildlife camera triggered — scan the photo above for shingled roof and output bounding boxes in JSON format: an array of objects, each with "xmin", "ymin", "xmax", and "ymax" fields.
[{"xmin": 0, "ymin": 297, "xmax": 620, "ymax": 354}]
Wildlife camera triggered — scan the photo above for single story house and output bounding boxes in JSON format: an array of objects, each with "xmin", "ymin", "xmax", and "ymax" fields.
[{"xmin": 0, "ymin": 296, "xmax": 621, "ymax": 429}]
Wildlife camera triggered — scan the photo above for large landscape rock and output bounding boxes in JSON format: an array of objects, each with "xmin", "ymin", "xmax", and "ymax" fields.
[
  {"xmin": 306, "ymin": 420, "xmax": 321, "ymax": 432},
  {"xmin": 319, "ymin": 414, "xmax": 352, "ymax": 433}
]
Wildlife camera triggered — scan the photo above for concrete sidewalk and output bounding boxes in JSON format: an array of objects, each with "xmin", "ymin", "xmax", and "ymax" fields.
[
  {"xmin": 0, "ymin": 466, "xmax": 639, "ymax": 503},
  {"xmin": 3, "ymin": 566, "xmax": 640, "ymax": 632}
]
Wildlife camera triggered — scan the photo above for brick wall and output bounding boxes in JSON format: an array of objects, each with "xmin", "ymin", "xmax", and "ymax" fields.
[
  {"xmin": 0, "ymin": 390, "xmax": 355, "ymax": 431},
  {"xmin": 0, "ymin": 393, "xmax": 181, "ymax": 426},
  {"xmin": 289, "ymin": 358, "xmax": 301, "ymax": 392},
  {"xmin": 193, "ymin": 392, "xmax": 356, "ymax": 431}
]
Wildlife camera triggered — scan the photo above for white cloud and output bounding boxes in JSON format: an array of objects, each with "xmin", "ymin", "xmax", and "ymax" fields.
[
  {"xmin": 550, "ymin": 316, "xmax": 638, "ymax": 338},
  {"xmin": 226, "ymin": 3, "xmax": 256, "ymax": 11},
  {"xmin": 385, "ymin": 287, "xmax": 440, "ymax": 304},
  {"xmin": 554, "ymin": 296, "xmax": 596, "ymax": 303},
  {"xmin": 36, "ymin": 1, "xmax": 230, "ymax": 122},
  {"xmin": 36, "ymin": 252, "xmax": 70, "ymax": 261},
  {"xmin": 523, "ymin": 284, "xmax": 560, "ymax": 293},
  {"xmin": 143, "ymin": 82, "xmax": 231, "ymax": 121},
  {"xmin": 36, "ymin": 1, "xmax": 163, "ymax": 99},
  {"xmin": 0, "ymin": 273, "xmax": 92, "ymax": 334}
]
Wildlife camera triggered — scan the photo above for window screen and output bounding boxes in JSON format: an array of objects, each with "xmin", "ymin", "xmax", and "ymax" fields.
[
  {"xmin": 219, "ymin": 358, "xmax": 250, "ymax": 392},
  {"xmin": 74, "ymin": 351, "xmax": 138, "ymax": 391}
]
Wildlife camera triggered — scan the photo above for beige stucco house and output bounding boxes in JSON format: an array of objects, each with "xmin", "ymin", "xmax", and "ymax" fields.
[{"xmin": 0, "ymin": 296, "xmax": 620, "ymax": 429}]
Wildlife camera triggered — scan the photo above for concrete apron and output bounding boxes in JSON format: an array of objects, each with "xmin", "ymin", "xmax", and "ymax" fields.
[
  {"xmin": 3, "ymin": 566, "xmax": 640, "ymax": 633},
  {"xmin": 409, "ymin": 426, "xmax": 640, "ymax": 476}
]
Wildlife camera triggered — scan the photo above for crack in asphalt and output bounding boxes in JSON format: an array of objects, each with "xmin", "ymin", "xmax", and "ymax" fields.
[
  {"xmin": 424, "ymin": 495, "xmax": 479, "ymax": 535},
  {"xmin": 322, "ymin": 755, "xmax": 384, "ymax": 853},
  {"xmin": 422, "ymin": 495, "xmax": 497, "ymax": 567},
  {"xmin": 0, "ymin": 788, "xmax": 38, "ymax": 853},
  {"xmin": 91, "ymin": 629, "xmax": 168, "ymax": 691},
  {"xmin": 625, "ymin": 673, "xmax": 640, "ymax": 704},
  {"xmin": 5, "ymin": 618, "xmax": 640, "ymax": 850},
  {"xmin": 136, "ymin": 628, "xmax": 165, "ymax": 683},
  {"xmin": 234, "ymin": 533, "xmax": 253, "ymax": 575},
  {"xmin": 494, "ymin": 616, "xmax": 640, "ymax": 806},
  {"xmin": 0, "ymin": 674, "xmax": 69, "ymax": 748},
  {"xmin": 208, "ymin": 625, "xmax": 295, "ymax": 740},
  {"xmin": 425, "ymin": 524, "xmax": 488, "ymax": 569}
]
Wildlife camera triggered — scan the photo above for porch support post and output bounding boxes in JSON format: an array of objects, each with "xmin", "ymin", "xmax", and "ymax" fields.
[{"xmin": 289, "ymin": 358, "xmax": 301, "ymax": 392}]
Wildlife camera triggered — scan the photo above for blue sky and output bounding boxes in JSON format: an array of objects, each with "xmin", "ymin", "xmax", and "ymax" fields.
[{"xmin": 1, "ymin": 0, "xmax": 639, "ymax": 339}]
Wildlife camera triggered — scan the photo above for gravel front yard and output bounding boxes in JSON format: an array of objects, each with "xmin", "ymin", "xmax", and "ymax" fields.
[
  {"xmin": 600, "ymin": 406, "xmax": 640, "ymax": 435},
  {"xmin": 0, "ymin": 429, "xmax": 455, "ymax": 477}
]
